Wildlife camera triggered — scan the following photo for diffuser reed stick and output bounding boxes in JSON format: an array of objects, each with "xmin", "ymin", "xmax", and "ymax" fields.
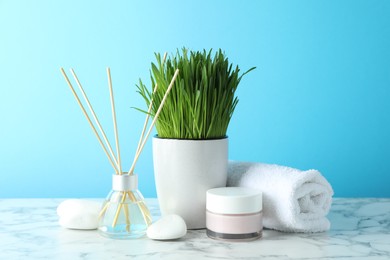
[
  {"xmin": 60, "ymin": 68, "xmax": 119, "ymax": 173},
  {"xmin": 70, "ymin": 69, "xmax": 119, "ymax": 169},
  {"xmin": 109, "ymin": 69, "xmax": 179, "ymax": 227},
  {"xmin": 107, "ymin": 68, "xmax": 123, "ymax": 175},
  {"xmin": 135, "ymin": 52, "xmax": 168, "ymax": 156},
  {"xmin": 106, "ymin": 67, "xmax": 132, "ymax": 229},
  {"xmin": 127, "ymin": 68, "xmax": 180, "ymax": 175},
  {"xmin": 112, "ymin": 192, "xmax": 127, "ymax": 227},
  {"xmin": 109, "ymin": 68, "xmax": 179, "ymax": 227},
  {"xmin": 123, "ymin": 196, "xmax": 131, "ymax": 232}
]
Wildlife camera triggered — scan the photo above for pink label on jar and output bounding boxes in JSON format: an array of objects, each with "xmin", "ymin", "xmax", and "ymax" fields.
[{"xmin": 206, "ymin": 210, "xmax": 263, "ymax": 234}]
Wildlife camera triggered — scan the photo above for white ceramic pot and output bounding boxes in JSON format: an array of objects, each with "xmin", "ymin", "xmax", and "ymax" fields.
[{"xmin": 153, "ymin": 137, "xmax": 228, "ymax": 229}]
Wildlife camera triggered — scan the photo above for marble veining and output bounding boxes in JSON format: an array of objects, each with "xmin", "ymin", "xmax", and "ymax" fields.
[{"xmin": 0, "ymin": 198, "xmax": 389, "ymax": 259}]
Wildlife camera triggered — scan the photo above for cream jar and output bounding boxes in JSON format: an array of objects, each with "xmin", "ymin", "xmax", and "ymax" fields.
[{"xmin": 206, "ymin": 187, "xmax": 262, "ymax": 241}]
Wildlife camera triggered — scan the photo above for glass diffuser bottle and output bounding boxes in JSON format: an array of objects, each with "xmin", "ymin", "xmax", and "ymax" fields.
[
  {"xmin": 60, "ymin": 67, "xmax": 179, "ymax": 240},
  {"xmin": 98, "ymin": 174, "xmax": 152, "ymax": 239}
]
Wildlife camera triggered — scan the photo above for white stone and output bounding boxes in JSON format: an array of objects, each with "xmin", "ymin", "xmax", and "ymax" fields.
[
  {"xmin": 57, "ymin": 199, "xmax": 102, "ymax": 230},
  {"xmin": 147, "ymin": 214, "xmax": 187, "ymax": 240},
  {"xmin": 59, "ymin": 213, "xmax": 99, "ymax": 230}
]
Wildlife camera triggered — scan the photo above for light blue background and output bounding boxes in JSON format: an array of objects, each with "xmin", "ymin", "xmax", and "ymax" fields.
[{"xmin": 1, "ymin": 0, "xmax": 389, "ymax": 198}]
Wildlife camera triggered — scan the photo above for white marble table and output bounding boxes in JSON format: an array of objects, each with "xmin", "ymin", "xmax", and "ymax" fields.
[{"xmin": 0, "ymin": 198, "xmax": 389, "ymax": 259}]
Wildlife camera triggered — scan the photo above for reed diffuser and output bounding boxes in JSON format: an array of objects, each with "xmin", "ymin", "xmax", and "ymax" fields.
[{"xmin": 60, "ymin": 60, "xmax": 179, "ymax": 239}]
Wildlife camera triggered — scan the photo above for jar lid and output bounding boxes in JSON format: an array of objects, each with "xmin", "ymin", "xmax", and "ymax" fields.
[
  {"xmin": 112, "ymin": 174, "xmax": 138, "ymax": 191},
  {"xmin": 207, "ymin": 187, "xmax": 262, "ymax": 214}
]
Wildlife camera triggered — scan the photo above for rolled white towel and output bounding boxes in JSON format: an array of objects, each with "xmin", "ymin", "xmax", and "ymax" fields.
[{"xmin": 227, "ymin": 161, "xmax": 334, "ymax": 233}]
